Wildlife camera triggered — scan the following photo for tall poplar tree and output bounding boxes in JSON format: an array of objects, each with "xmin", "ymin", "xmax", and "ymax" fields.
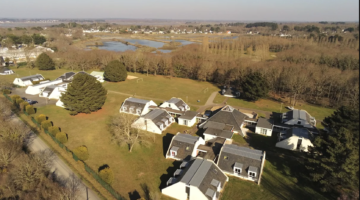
[{"xmin": 60, "ymin": 73, "xmax": 107, "ymax": 115}]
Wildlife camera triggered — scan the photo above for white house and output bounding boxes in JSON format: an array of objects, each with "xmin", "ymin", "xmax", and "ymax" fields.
[
  {"xmin": 119, "ymin": 97, "xmax": 157, "ymax": 116},
  {"xmin": 162, "ymin": 158, "xmax": 228, "ymax": 200},
  {"xmin": 276, "ymin": 127, "xmax": 314, "ymax": 152},
  {"xmin": 90, "ymin": 71, "xmax": 105, "ymax": 83},
  {"xmin": 13, "ymin": 74, "xmax": 45, "ymax": 87},
  {"xmin": 25, "ymin": 79, "xmax": 63, "ymax": 95},
  {"xmin": 217, "ymin": 144, "xmax": 266, "ymax": 184},
  {"xmin": 39, "ymin": 83, "xmax": 68, "ymax": 100},
  {"xmin": 282, "ymin": 109, "xmax": 316, "ymax": 128},
  {"xmin": 0, "ymin": 67, "xmax": 14, "ymax": 75},
  {"xmin": 178, "ymin": 111, "xmax": 198, "ymax": 127},
  {"xmin": 131, "ymin": 109, "xmax": 174, "ymax": 134},
  {"xmin": 255, "ymin": 118, "xmax": 273, "ymax": 136},
  {"xmin": 160, "ymin": 98, "xmax": 190, "ymax": 112},
  {"xmin": 166, "ymin": 133, "xmax": 205, "ymax": 160}
]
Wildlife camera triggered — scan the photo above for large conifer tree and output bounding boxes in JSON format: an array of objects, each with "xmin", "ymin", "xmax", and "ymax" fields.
[
  {"xmin": 104, "ymin": 60, "xmax": 127, "ymax": 82},
  {"xmin": 36, "ymin": 53, "xmax": 55, "ymax": 70},
  {"xmin": 241, "ymin": 72, "xmax": 269, "ymax": 101},
  {"xmin": 60, "ymin": 73, "xmax": 107, "ymax": 115}
]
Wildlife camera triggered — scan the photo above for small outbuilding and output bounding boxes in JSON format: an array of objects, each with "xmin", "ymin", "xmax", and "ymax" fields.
[
  {"xmin": 178, "ymin": 111, "xmax": 198, "ymax": 127},
  {"xmin": 255, "ymin": 118, "xmax": 273, "ymax": 136}
]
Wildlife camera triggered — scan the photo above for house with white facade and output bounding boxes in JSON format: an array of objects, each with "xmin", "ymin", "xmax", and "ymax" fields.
[
  {"xmin": 90, "ymin": 71, "xmax": 105, "ymax": 83},
  {"xmin": 160, "ymin": 98, "xmax": 190, "ymax": 112},
  {"xmin": 131, "ymin": 109, "xmax": 174, "ymax": 134},
  {"xmin": 119, "ymin": 97, "xmax": 157, "ymax": 116},
  {"xmin": 166, "ymin": 133, "xmax": 205, "ymax": 160},
  {"xmin": 39, "ymin": 82, "xmax": 68, "ymax": 100},
  {"xmin": 281, "ymin": 109, "xmax": 316, "ymax": 128},
  {"xmin": 13, "ymin": 74, "xmax": 45, "ymax": 87},
  {"xmin": 162, "ymin": 158, "xmax": 228, "ymax": 200},
  {"xmin": 217, "ymin": 144, "xmax": 266, "ymax": 184},
  {"xmin": 25, "ymin": 79, "xmax": 63, "ymax": 95},
  {"xmin": 178, "ymin": 111, "xmax": 198, "ymax": 127},
  {"xmin": 0, "ymin": 67, "xmax": 14, "ymax": 75},
  {"xmin": 255, "ymin": 118, "xmax": 273, "ymax": 136},
  {"xmin": 276, "ymin": 127, "xmax": 314, "ymax": 152}
]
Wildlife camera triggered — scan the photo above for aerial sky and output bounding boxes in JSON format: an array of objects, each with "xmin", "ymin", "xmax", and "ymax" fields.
[{"xmin": 1, "ymin": 0, "xmax": 358, "ymax": 21}]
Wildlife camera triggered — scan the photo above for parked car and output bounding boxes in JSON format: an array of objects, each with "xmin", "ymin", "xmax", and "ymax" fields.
[
  {"xmin": 21, "ymin": 97, "xmax": 27, "ymax": 100},
  {"xmin": 29, "ymin": 101, "xmax": 38, "ymax": 105},
  {"xmin": 26, "ymin": 99, "xmax": 32, "ymax": 103},
  {"xmin": 285, "ymin": 106, "xmax": 294, "ymax": 110}
]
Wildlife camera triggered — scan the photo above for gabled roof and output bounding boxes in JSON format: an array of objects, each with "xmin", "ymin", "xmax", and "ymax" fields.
[
  {"xmin": 257, "ymin": 118, "xmax": 273, "ymax": 129},
  {"xmin": 204, "ymin": 128, "xmax": 233, "ymax": 139},
  {"xmin": 218, "ymin": 144, "xmax": 264, "ymax": 177},
  {"xmin": 42, "ymin": 85, "xmax": 57, "ymax": 96},
  {"xmin": 285, "ymin": 127, "xmax": 313, "ymax": 140},
  {"xmin": 56, "ymin": 72, "xmax": 75, "ymax": 80},
  {"xmin": 283, "ymin": 109, "xmax": 311, "ymax": 124},
  {"xmin": 178, "ymin": 111, "xmax": 198, "ymax": 120},
  {"xmin": 167, "ymin": 133, "xmax": 199, "ymax": 160},
  {"xmin": 122, "ymin": 97, "xmax": 152, "ymax": 113},
  {"xmin": 166, "ymin": 97, "xmax": 187, "ymax": 108},
  {"xmin": 19, "ymin": 74, "xmax": 44, "ymax": 82},
  {"xmin": 143, "ymin": 109, "xmax": 171, "ymax": 128}
]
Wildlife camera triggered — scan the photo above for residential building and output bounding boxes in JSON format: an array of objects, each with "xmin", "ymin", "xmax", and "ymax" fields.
[
  {"xmin": 255, "ymin": 118, "xmax": 273, "ymax": 136},
  {"xmin": 178, "ymin": 111, "xmax": 198, "ymax": 127},
  {"xmin": 217, "ymin": 144, "xmax": 266, "ymax": 184},
  {"xmin": 13, "ymin": 74, "xmax": 45, "ymax": 86},
  {"xmin": 39, "ymin": 82, "xmax": 68, "ymax": 99},
  {"xmin": 203, "ymin": 127, "xmax": 234, "ymax": 142},
  {"xmin": 162, "ymin": 158, "xmax": 228, "ymax": 200},
  {"xmin": 119, "ymin": 97, "xmax": 157, "ymax": 116},
  {"xmin": 166, "ymin": 133, "xmax": 205, "ymax": 160},
  {"xmin": 131, "ymin": 109, "xmax": 174, "ymax": 134},
  {"xmin": 90, "ymin": 71, "xmax": 105, "ymax": 83},
  {"xmin": 25, "ymin": 79, "xmax": 63, "ymax": 95},
  {"xmin": 0, "ymin": 67, "xmax": 14, "ymax": 75},
  {"xmin": 160, "ymin": 98, "xmax": 190, "ymax": 112},
  {"xmin": 276, "ymin": 127, "xmax": 314, "ymax": 152},
  {"xmin": 55, "ymin": 72, "xmax": 76, "ymax": 81},
  {"xmin": 221, "ymin": 86, "xmax": 240, "ymax": 98},
  {"xmin": 281, "ymin": 109, "xmax": 316, "ymax": 128}
]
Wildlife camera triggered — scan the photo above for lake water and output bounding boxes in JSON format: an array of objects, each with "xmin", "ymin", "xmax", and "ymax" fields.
[
  {"xmin": 96, "ymin": 41, "xmax": 137, "ymax": 52},
  {"xmin": 124, "ymin": 39, "xmax": 165, "ymax": 48},
  {"xmin": 152, "ymin": 49, "xmax": 172, "ymax": 53}
]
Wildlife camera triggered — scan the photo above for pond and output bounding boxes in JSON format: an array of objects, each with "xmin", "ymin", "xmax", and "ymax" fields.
[
  {"xmin": 96, "ymin": 41, "xmax": 137, "ymax": 52},
  {"xmin": 124, "ymin": 39, "xmax": 165, "ymax": 48},
  {"xmin": 151, "ymin": 49, "xmax": 172, "ymax": 54}
]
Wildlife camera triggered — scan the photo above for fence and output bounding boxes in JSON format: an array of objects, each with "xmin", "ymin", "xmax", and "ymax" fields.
[{"xmin": 3, "ymin": 92, "xmax": 126, "ymax": 200}]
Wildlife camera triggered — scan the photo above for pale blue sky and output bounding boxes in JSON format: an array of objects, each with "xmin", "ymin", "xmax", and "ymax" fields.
[{"xmin": 1, "ymin": 0, "xmax": 358, "ymax": 21}]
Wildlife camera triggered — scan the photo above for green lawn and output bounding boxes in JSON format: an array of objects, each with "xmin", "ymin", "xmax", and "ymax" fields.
[{"xmin": 103, "ymin": 72, "xmax": 218, "ymax": 106}]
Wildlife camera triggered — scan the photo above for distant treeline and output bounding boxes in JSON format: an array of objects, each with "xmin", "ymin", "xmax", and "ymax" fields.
[{"xmin": 245, "ymin": 22, "xmax": 278, "ymax": 30}]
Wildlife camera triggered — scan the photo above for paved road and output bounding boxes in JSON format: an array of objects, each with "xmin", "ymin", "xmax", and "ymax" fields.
[
  {"xmin": 11, "ymin": 115, "xmax": 101, "ymax": 200},
  {"xmin": 11, "ymin": 88, "xmax": 57, "ymax": 107}
]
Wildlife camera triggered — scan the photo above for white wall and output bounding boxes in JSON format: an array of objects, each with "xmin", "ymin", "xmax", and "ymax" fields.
[
  {"xmin": 141, "ymin": 100, "xmax": 158, "ymax": 115},
  {"xmin": 26, "ymin": 79, "xmax": 63, "ymax": 95},
  {"xmin": 178, "ymin": 117, "xmax": 196, "ymax": 127},
  {"xmin": 192, "ymin": 137, "xmax": 205, "ymax": 157},
  {"xmin": 56, "ymin": 99, "xmax": 65, "ymax": 108},
  {"xmin": 204, "ymin": 133, "xmax": 217, "ymax": 142},
  {"xmin": 131, "ymin": 118, "xmax": 162, "ymax": 134},
  {"xmin": 0, "ymin": 70, "xmax": 14, "ymax": 75},
  {"xmin": 189, "ymin": 186, "xmax": 208, "ymax": 200},
  {"xmin": 255, "ymin": 127, "xmax": 273, "ymax": 136},
  {"xmin": 13, "ymin": 78, "xmax": 32, "ymax": 86},
  {"xmin": 162, "ymin": 182, "xmax": 188, "ymax": 200},
  {"xmin": 276, "ymin": 136, "xmax": 313, "ymax": 152}
]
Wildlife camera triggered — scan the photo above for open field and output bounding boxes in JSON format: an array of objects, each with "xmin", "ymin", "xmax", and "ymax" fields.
[{"xmin": 103, "ymin": 72, "xmax": 219, "ymax": 106}]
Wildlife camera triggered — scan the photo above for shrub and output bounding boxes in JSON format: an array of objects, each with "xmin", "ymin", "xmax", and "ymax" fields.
[
  {"xmin": 104, "ymin": 60, "xmax": 127, "ymax": 82},
  {"xmin": 25, "ymin": 105, "xmax": 35, "ymax": 115},
  {"xmin": 19, "ymin": 102, "xmax": 29, "ymax": 111},
  {"xmin": 2, "ymin": 89, "xmax": 11, "ymax": 94},
  {"xmin": 35, "ymin": 114, "xmax": 47, "ymax": 124},
  {"xmin": 56, "ymin": 132, "xmax": 68, "ymax": 143},
  {"xmin": 72, "ymin": 145, "xmax": 89, "ymax": 161},
  {"xmin": 98, "ymin": 165, "xmax": 114, "ymax": 185},
  {"xmin": 36, "ymin": 53, "xmax": 55, "ymax": 70},
  {"xmin": 48, "ymin": 126, "xmax": 60, "ymax": 137},
  {"xmin": 10, "ymin": 95, "xmax": 21, "ymax": 103},
  {"xmin": 41, "ymin": 120, "xmax": 52, "ymax": 130}
]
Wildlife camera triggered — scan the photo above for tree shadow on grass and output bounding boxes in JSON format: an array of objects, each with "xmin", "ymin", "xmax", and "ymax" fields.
[
  {"xmin": 159, "ymin": 160, "xmax": 182, "ymax": 190},
  {"xmin": 98, "ymin": 164, "xmax": 109, "ymax": 172},
  {"xmin": 128, "ymin": 190, "xmax": 141, "ymax": 200},
  {"xmin": 162, "ymin": 133, "xmax": 174, "ymax": 157}
]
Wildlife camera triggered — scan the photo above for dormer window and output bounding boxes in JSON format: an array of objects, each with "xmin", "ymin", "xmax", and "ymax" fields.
[
  {"xmin": 211, "ymin": 179, "xmax": 222, "ymax": 192},
  {"xmin": 122, "ymin": 107, "xmax": 127, "ymax": 112},
  {"xmin": 234, "ymin": 162, "xmax": 243, "ymax": 175},
  {"xmin": 248, "ymin": 166, "xmax": 258, "ymax": 178},
  {"xmin": 249, "ymin": 172, "xmax": 256, "ymax": 178},
  {"xmin": 170, "ymin": 146, "xmax": 179, "ymax": 157}
]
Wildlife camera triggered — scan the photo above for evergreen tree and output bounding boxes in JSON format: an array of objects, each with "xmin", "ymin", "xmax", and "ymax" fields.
[
  {"xmin": 104, "ymin": 60, "xmax": 127, "ymax": 82},
  {"xmin": 36, "ymin": 53, "xmax": 55, "ymax": 70},
  {"xmin": 241, "ymin": 72, "xmax": 269, "ymax": 101},
  {"xmin": 60, "ymin": 73, "xmax": 107, "ymax": 115},
  {"xmin": 324, "ymin": 106, "xmax": 359, "ymax": 134}
]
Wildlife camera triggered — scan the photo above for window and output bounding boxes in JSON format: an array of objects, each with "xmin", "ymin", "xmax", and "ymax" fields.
[
  {"xmin": 249, "ymin": 172, "xmax": 256, "ymax": 178},
  {"xmin": 234, "ymin": 168, "xmax": 241, "ymax": 174},
  {"xmin": 261, "ymin": 129, "xmax": 267, "ymax": 135},
  {"xmin": 297, "ymin": 121, "xmax": 301, "ymax": 125},
  {"xmin": 185, "ymin": 146, "xmax": 190, "ymax": 151},
  {"xmin": 224, "ymin": 156, "xmax": 228, "ymax": 160},
  {"xmin": 171, "ymin": 150, "xmax": 177, "ymax": 157}
]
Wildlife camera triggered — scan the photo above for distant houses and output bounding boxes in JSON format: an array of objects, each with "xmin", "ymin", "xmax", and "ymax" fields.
[
  {"xmin": 13, "ymin": 74, "xmax": 45, "ymax": 86},
  {"xmin": 0, "ymin": 67, "xmax": 14, "ymax": 75}
]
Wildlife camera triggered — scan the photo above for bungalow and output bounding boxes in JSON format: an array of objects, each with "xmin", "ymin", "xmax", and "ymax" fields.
[
  {"xmin": 90, "ymin": 71, "xmax": 105, "ymax": 83},
  {"xmin": 276, "ymin": 127, "xmax": 314, "ymax": 152},
  {"xmin": 55, "ymin": 72, "xmax": 76, "ymax": 81},
  {"xmin": 199, "ymin": 105, "xmax": 248, "ymax": 138},
  {"xmin": 178, "ymin": 111, "xmax": 198, "ymax": 127},
  {"xmin": 160, "ymin": 97, "xmax": 190, "ymax": 112},
  {"xmin": 166, "ymin": 133, "xmax": 205, "ymax": 160},
  {"xmin": 13, "ymin": 74, "xmax": 45, "ymax": 87},
  {"xmin": 221, "ymin": 86, "xmax": 240, "ymax": 98},
  {"xmin": 281, "ymin": 109, "xmax": 316, "ymax": 128},
  {"xmin": 217, "ymin": 144, "xmax": 266, "ymax": 184},
  {"xmin": 255, "ymin": 118, "xmax": 273, "ymax": 136},
  {"xmin": 162, "ymin": 158, "xmax": 228, "ymax": 200},
  {"xmin": 25, "ymin": 79, "xmax": 63, "ymax": 95},
  {"xmin": 119, "ymin": 97, "xmax": 157, "ymax": 116},
  {"xmin": 131, "ymin": 109, "xmax": 174, "ymax": 134},
  {"xmin": 39, "ymin": 82, "xmax": 68, "ymax": 99},
  {"xmin": 0, "ymin": 67, "xmax": 14, "ymax": 75}
]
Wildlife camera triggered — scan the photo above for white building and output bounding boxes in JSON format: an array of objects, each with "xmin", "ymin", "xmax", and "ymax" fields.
[
  {"xmin": 276, "ymin": 127, "xmax": 314, "ymax": 152},
  {"xmin": 0, "ymin": 67, "xmax": 14, "ymax": 75},
  {"xmin": 25, "ymin": 79, "xmax": 63, "ymax": 95},
  {"xmin": 282, "ymin": 109, "xmax": 316, "ymax": 128},
  {"xmin": 13, "ymin": 74, "xmax": 45, "ymax": 87},
  {"xmin": 120, "ymin": 97, "xmax": 157, "ymax": 116},
  {"xmin": 39, "ymin": 83, "xmax": 68, "ymax": 100},
  {"xmin": 166, "ymin": 133, "xmax": 205, "ymax": 160},
  {"xmin": 131, "ymin": 109, "xmax": 174, "ymax": 134},
  {"xmin": 160, "ymin": 98, "xmax": 190, "ymax": 112},
  {"xmin": 177, "ymin": 111, "xmax": 198, "ymax": 127},
  {"xmin": 162, "ymin": 158, "xmax": 228, "ymax": 200},
  {"xmin": 90, "ymin": 71, "xmax": 104, "ymax": 83},
  {"xmin": 255, "ymin": 118, "xmax": 273, "ymax": 136}
]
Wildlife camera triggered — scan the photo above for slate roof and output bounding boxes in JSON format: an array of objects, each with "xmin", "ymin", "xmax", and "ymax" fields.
[
  {"xmin": 257, "ymin": 118, "xmax": 273, "ymax": 129},
  {"xmin": 56, "ymin": 72, "xmax": 76, "ymax": 81},
  {"xmin": 19, "ymin": 74, "xmax": 44, "ymax": 82},
  {"xmin": 178, "ymin": 111, "xmax": 198, "ymax": 120},
  {"xmin": 122, "ymin": 98, "xmax": 151, "ymax": 114},
  {"xmin": 285, "ymin": 127, "xmax": 313, "ymax": 140},
  {"xmin": 166, "ymin": 98, "xmax": 187, "ymax": 109},
  {"xmin": 172, "ymin": 158, "xmax": 227, "ymax": 200},
  {"xmin": 218, "ymin": 144, "xmax": 264, "ymax": 179},
  {"xmin": 197, "ymin": 137, "xmax": 226, "ymax": 161},
  {"xmin": 222, "ymin": 87, "xmax": 239, "ymax": 97},
  {"xmin": 42, "ymin": 85, "xmax": 57, "ymax": 96},
  {"xmin": 204, "ymin": 128, "xmax": 233, "ymax": 139},
  {"xmin": 143, "ymin": 109, "xmax": 171, "ymax": 129},
  {"xmin": 167, "ymin": 133, "xmax": 199, "ymax": 160},
  {"xmin": 283, "ymin": 109, "xmax": 311, "ymax": 123}
]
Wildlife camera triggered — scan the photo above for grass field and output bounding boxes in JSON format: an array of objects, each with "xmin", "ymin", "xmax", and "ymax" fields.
[{"xmin": 103, "ymin": 72, "xmax": 218, "ymax": 106}]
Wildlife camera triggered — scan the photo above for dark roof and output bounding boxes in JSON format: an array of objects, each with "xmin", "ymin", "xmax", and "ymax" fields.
[
  {"xmin": 122, "ymin": 98, "xmax": 151, "ymax": 113},
  {"xmin": 222, "ymin": 87, "xmax": 239, "ymax": 97},
  {"xmin": 201, "ymin": 105, "xmax": 247, "ymax": 131},
  {"xmin": 204, "ymin": 128, "xmax": 234, "ymax": 139},
  {"xmin": 179, "ymin": 111, "xmax": 198, "ymax": 120},
  {"xmin": 174, "ymin": 158, "xmax": 227, "ymax": 200},
  {"xmin": 56, "ymin": 72, "xmax": 76, "ymax": 80},
  {"xmin": 0, "ymin": 67, "xmax": 11, "ymax": 73},
  {"xmin": 42, "ymin": 85, "xmax": 56, "ymax": 96},
  {"xmin": 19, "ymin": 74, "xmax": 44, "ymax": 82},
  {"xmin": 167, "ymin": 134, "xmax": 199, "ymax": 160},
  {"xmin": 285, "ymin": 127, "xmax": 313, "ymax": 140},
  {"xmin": 283, "ymin": 109, "xmax": 312, "ymax": 124},
  {"xmin": 257, "ymin": 118, "xmax": 273, "ymax": 129},
  {"xmin": 143, "ymin": 109, "xmax": 171, "ymax": 128},
  {"xmin": 218, "ymin": 144, "xmax": 264, "ymax": 178},
  {"xmin": 166, "ymin": 98, "xmax": 187, "ymax": 109},
  {"xmin": 197, "ymin": 137, "xmax": 226, "ymax": 161}
]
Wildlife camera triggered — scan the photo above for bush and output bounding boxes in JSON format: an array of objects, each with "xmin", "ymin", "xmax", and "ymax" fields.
[
  {"xmin": 19, "ymin": 102, "xmax": 29, "ymax": 111},
  {"xmin": 25, "ymin": 105, "xmax": 35, "ymax": 115},
  {"xmin": 16, "ymin": 98, "xmax": 25, "ymax": 106},
  {"xmin": 72, "ymin": 145, "xmax": 89, "ymax": 161},
  {"xmin": 10, "ymin": 95, "xmax": 20, "ymax": 103},
  {"xmin": 48, "ymin": 126, "xmax": 60, "ymax": 137},
  {"xmin": 98, "ymin": 165, "xmax": 114, "ymax": 185},
  {"xmin": 1, "ymin": 89, "xmax": 11, "ymax": 94},
  {"xmin": 35, "ymin": 114, "xmax": 47, "ymax": 124},
  {"xmin": 36, "ymin": 53, "xmax": 55, "ymax": 70},
  {"xmin": 104, "ymin": 60, "xmax": 127, "ymax": 82},
  {"xmin": 41, "ymin": 120, "xmax": 52, "ymax": 130},
  {"xmin": 56, "ymin": 132, "xmax": 68, "ymax": 143}
]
